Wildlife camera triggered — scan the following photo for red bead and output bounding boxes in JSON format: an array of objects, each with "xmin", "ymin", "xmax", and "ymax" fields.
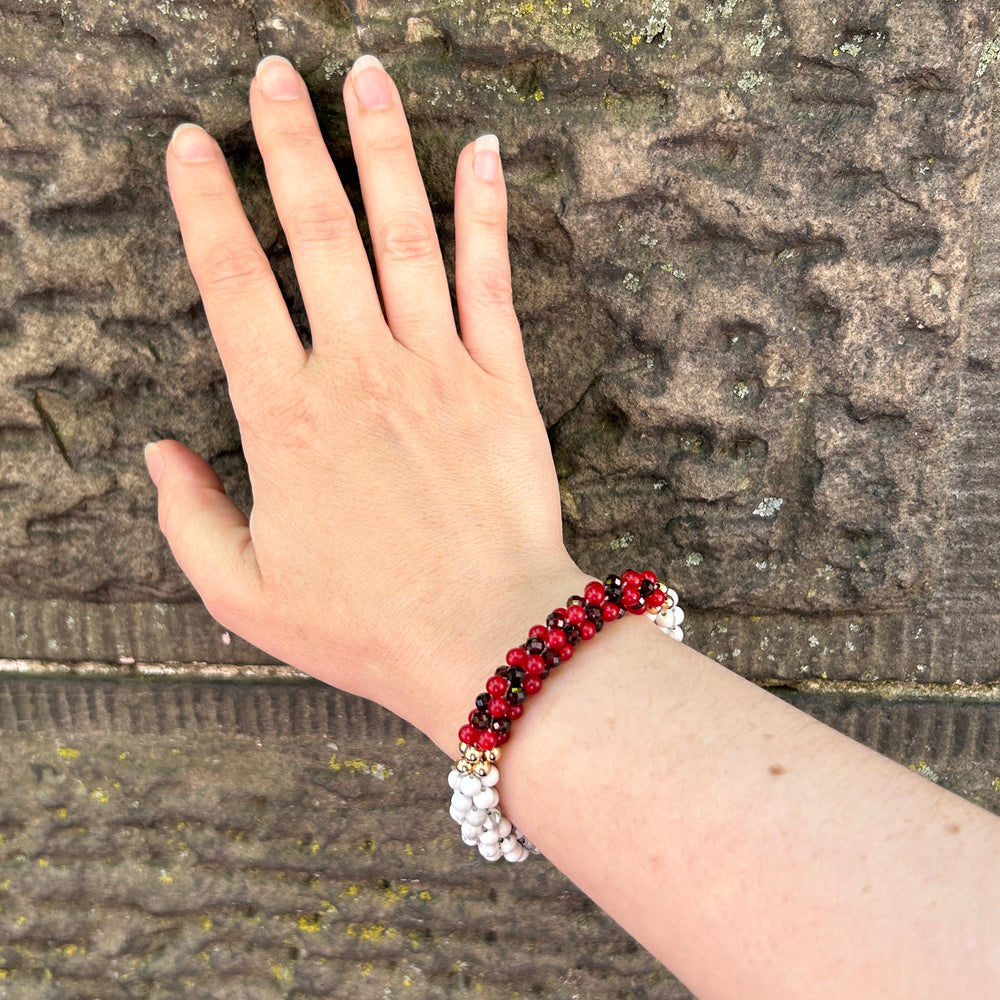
[
  {"xmin": 508, "ymin": 704, "xmax": 524, "ymax": 720},
  {"xmin": 496, "ymin": 729, "xmax": 511, "ymax": 745},
  {"xmin": 580, "ymin": 621, "xmax": 597, "ymax": 640},
  {"xmin": 523, "ymin": 675, "xmax": 543, "ymax": 695},
  {"xmin": 584, "ymin": 581, "xmax": 605, "ymax": 604},
  {"xmin": 622, "ymin": 584, "xmax": 640, "ymax": 606},
  {"xmin": 559, "ymin": 643, "xmax": 574, "ymax": 661},
  {"xmin": 622, "ymin": 570, "xmax": 641, "ymax": 587},
  {"xmin": 528, "ymin": 624, "xmax": 548, "ymax": 640},
  {"xmin": 646, "ymin": 589, "xmax": 666, "ymax": 609},
  {"xmin": 566, "ymin": 605, "xmax": 586, "ymax": 625},
  {"xmin": 459, "ymin": 724, "xmax": 478, "ymax": 745},
  {"xmin": 627, "ymin": 600, "xmax": 646, "ymax": 614},
  {"xmin": 488, "ymin": 697, "xmax": 509, "ymax": 718},
  {"xmin": 601, "ymin": 601, "xmax": 621, "ymax": 622},
  {"xmin": 640, "ymin": 570, "xmax": 658, "ymax": 585},
  {"xmin": 506, "ymin": 647, "xmax": 527, "ymax": 667},
  {"xmin": 486, "ymin": 675, "xmax": 508, "ymax": 696},
  {"xmin": 546, "ymin": 628, "xmax": 566, "ymax": 649},
  {"xmin": 525, "ymin": 654, "xmax": 546, "ymax": 675},
  {"xmin": 477, "ymin": 730, "xmax": 498, "ymax": 750}
]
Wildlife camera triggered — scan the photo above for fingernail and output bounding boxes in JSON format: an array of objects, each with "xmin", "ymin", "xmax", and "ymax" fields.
[
  {"xmin": 144, "ymin": 442, "xmax": 164, "ymax": 486},
  {"xmin": 171, "ymin": 123, "xmax": 216, "ymax": 163},
  {"xmin": 256, "ymin": 54, "xmax": 301, "ymax": 101},
  {"xmin": 473, "ymin": 134, "xmax": 500, "ymax": 181},
  {"xmin": 351, "ymin": 54, "xmax": 393, "ymax": 110}
]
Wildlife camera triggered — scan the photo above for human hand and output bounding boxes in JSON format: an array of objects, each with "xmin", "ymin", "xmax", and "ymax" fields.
[{"xmin": 146, "ymin": 55, "xmax": 587, "ymax": 749}]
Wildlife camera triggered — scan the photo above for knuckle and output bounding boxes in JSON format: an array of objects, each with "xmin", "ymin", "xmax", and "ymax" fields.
[
  {"xmin": 261, "ymin": 117, "xmax": 321, "ymax": 152},
  {"xmin": 286, "ymin": 196, "xmax": 355, "ymax": 249},
  {"xmin": 463, "ymin": 265, "xmax": 514, "ymax": 311},
  {"xmin": 198, "ymin": 241, "xmax": 272, "ymax": 296},
  {"xmin": 375, "ymin": 212, "xmax": 439, "ymax": 265}
]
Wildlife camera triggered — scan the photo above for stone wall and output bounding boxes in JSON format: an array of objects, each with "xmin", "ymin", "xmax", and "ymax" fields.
[{"xmin": 1, "ymin": 1, "xmax": 999, "ymax": 996}]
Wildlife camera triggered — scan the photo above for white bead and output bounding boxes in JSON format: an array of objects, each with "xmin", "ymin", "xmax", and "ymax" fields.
[
  {"xmin": 505, "ymin": 845, "xmax": 529, "ymax": 863},
  {"xmin": 480, "ymin": 767, "xmax": 500, "ymax": 787},
  {"xmin": 459, "ymin": 774, "xmax": 482, "ymax": 796},
  {"xmin": 450, "ymin": 792, "xmax": 473, "ymax": 812},
  {"xmin": 479, "ymin": 829, "xmax": 500, "ymax": 846},
  {"xmin": 473, "ymin": 787, "xmax": 499, "ymax": 809},
  {"xmin": 465, "ymin": 807, "xmax": 487, "ymax": 825},
  {"xmin": 449, "ymin": 805, "xmax": 467, "ymax": 824},
  {"xmin": 447, "ymin": 768, "xmax": 462, "ymax": 790},
  {"xmin": 499, "ymin": 836, "xmax": 519, "ymax": 855},
  {"xmin": 461, "ymin": 821, "xmax": 482, "ymax": 840},
  {"xmin": 461, "ymin": 831, "xmax": 480, "ymax": 846},
  {"xmin": 479, "ymin": 843, "xmax": 502, "ymax": 861}
]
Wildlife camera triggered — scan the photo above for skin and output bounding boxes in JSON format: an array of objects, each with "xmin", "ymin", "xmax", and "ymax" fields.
[{"xmin": 149, "ymin": 54, "xmax": 1000, "ymax": 999}]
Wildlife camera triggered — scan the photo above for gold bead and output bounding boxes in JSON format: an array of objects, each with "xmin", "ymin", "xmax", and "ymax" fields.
[
  {"xmin": 473, "ymin": 761, "xmax": 492, "ymax": 778},
  {"xmin": 458, "ymin": 741, "xmax": 470, "ymax": 754},
  {"xmin": 484, "ymin": 747, "xmax": 501, "ymax": 764},
  {"xmin": 464, "ymin": 745, "xmax": 482, "ymax": 763},
  {"xmin": 456, "ymin": 758, "xmax": 472, "ymax": 774}
]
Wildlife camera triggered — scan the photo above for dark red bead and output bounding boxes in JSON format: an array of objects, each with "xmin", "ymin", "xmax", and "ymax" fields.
[
  {"xmin": 491, "ymin": 716, "xmax": 511, "ymax": 736},
  {"xmin": 559, "ymin": 643, "xmax": 574, "ymax": 661},
  {"xmin": 627, "ymin": 599, "xmax": 646, "ymax": 614},
  {"xmin": 622, "ymin": 570, "xmax": 641, "ymax": 587},
  {"xmin": 584, "ymin": 581, "xmax": 605, "ymax": 604},
  {"xmin": 601, "ymin": 601, "xmax": 621, "ymax": 622},
  {"xmin": 646, "ymin": 589, "xmax": 666, "ymax": 609},
  {"xmin": 508, "ymin": 703, "xmax": 524, "ymax": 720},
  {"xmin": 567, "ymin": 594, "xmax": 586, "ymax": 607},
  {"xmin": 525, "ymin": 637, "xmax": 546, "ymax": 655},
  {"xmin": 580, "ymin": 621, "xmax": 597, "ymax": 640},
  {"xmin": 546, "ymin": 628, "xmax": 566, "ymax": 649},
  {"xmin": 470, "ymin": 709, "xmax": 491, "ymax": 729},
  {"xmin": 523, "ymin": 675, "xmax": 543, "ymax": 695},
  {"xmin": 525, "ymin": 654, "xmax": 545, "ymax": 675},
  {"xmin": 622, "ymin": 584, "xmax": 640, "ymax": 606},
  {"xmin": 564, "ymin": 624, "xmax": 581, "ymax": 644},
  {"xmin": 486, "ymin": 675, "xmax": 508, "ymax": 697},
  {"xmin": 566, "ymin": 605, "xmax": 587, "ymax": 625},
  {"xmin": 546, "ymin": 611, "xmax": 567, "ymax": 630},
  {"xmin": 496, "ymin": 729, "xmax": 511, "ymax": 745},
  {"xmin": 459, "ymin": 724, "xmax": 478, "ymax": 745},
  {"xmin": 477, "ymin": 730, "xmax": 498, "ymax": 750},
  {"xmin": 475, "ymin": 692, "xmax": 491, "ymax": 711},
  {"xmin": 506, "ymin": 647, "xmax": 527, "ymax": 667},
  {"xmin": 505, "ymin": 685, "xmax": 525, "ymax": 706},
  {"xmin": 528, "ymin": 624, "xmax": 548, "ymax": 640},
  {"xmin": 488, "ymin": 697, "xmax": 509, "ymax": 718}
]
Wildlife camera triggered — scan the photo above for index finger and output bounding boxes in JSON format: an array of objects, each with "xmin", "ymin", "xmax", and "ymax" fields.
[{"xmin": 166, "ymin": 123, "xmax": 307, "ymax": 391}]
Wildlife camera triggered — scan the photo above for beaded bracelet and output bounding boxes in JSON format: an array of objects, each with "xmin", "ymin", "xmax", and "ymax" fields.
[{"xmin": 447, "ymin": 572, "xmax": 685, "ymax": 862}]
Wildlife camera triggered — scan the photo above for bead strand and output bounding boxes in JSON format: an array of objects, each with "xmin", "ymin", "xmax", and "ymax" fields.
[{"xmin": 447, "ymin": 572, "xmax": 685, "ymax": 862}]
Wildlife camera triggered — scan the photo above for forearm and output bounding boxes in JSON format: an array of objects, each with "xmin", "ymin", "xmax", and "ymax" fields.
[{"xmin": 448, "ymin": 606, "xmax": 1000, "ymax": 999}]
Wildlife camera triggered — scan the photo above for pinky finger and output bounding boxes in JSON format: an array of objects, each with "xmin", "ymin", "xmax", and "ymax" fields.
[
  {"xmin": 454, "ymin": 135, "xmax": 527, "ymax": 381},
  {"xmin": 145, "ymin": 440, "xmax": 261, "ymax": 630}
]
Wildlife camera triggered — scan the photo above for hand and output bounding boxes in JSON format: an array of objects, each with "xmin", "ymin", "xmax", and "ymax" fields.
[{"xmin": 146, "ymin": 54, "xmax": 587, "ymax": 749}]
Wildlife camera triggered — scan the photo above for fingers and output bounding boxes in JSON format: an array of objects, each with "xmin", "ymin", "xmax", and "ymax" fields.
[
  {"xmin": 453, "ymin": 135, "xmax": 529, "ymax": 382},
  {"xmin": 250, "ymin": 57, "xmax": 389, "ymax": 357},
  {"xmin": 343, "ymin": 56, "xmax": 458, "ymax": 355},
  {"xmin": 166, "ymin": 124, "xmax": 306, "ymax": 388},
  {"xmin": 145, "ymin": 441, "xmax": 260, "ymax": 629}
]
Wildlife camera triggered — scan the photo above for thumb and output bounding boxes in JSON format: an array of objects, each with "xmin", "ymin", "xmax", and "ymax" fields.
[{"xmin": 145, "ymin": 440, "xmax": 260, "ymax": 627}]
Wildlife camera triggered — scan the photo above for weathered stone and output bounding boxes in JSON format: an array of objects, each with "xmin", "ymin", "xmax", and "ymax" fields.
[{"xmin": 0, "ymin": 4, "xmax": 998, "ymax": 663}]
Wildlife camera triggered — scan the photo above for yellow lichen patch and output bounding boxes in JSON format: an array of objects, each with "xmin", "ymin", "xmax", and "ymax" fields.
[
  {"xmin": 90, "ymin": 788, "xmax": 110, "ymax": 804},
  {"xmin": 57, "ymin": 808, "xmax": 67, "ymax": 819},
  {"xmin": 382, "ymin": 884, "xmax": 412, "ymax": 904},
  {"xmin": 36, "ymin": 858, "xmax": 49, "ymax": 867},
  {"xmin": 0, "ymin": 969, "xmax": 9, "ymax": 979},
  {"xmin": 158, "ymin": 871, "xmax": 173, "ymax": 884},
  {"xmin": 359, "ymin": 961, "xmax": 374, "ymax": 976},
  {"xmin": 271, "ymin": 963, "xmax": 295, "ymax": 983},
  {"xmin": 418, "ymin": 891, "xmax": 432, "ymax": 901},
  {"xmin": 340, "ymin": 885, "xmax": 360, "ymax": 898},
  {"xmin": 57, "ymin": 748, "xmax": 81, "ymax": 760},
  {"xmin": 199, "ymin": 915, "xmax": 213, "ymax": 931},
  {"xmin": 297, "ymin": 915, "xmax": 322, "ymax": 933},
  {"xmin": 992, "ymin": 776, "xmax": 1000, "ymax": 792},
  {"xmin": 62, "ymin": 944, "xmax": 85, "ymax": 957},
  {"xmin": 347, "ymin": 922, "xmax": 396, "ymax": 943}
]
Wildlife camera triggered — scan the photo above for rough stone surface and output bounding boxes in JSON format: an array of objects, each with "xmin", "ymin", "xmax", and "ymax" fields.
[
  {"xmin": 0, "ymin": 678, "xmax": 997, "ymax": 998},
  {"xmin": 0, "ymin": 0, "xmax": 997, "ymax": 680}
]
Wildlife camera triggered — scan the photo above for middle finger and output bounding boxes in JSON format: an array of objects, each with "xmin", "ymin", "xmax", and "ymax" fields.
[{"xmin": 250, "ymin": 55, "xmax": 388, "ymax": 357}]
